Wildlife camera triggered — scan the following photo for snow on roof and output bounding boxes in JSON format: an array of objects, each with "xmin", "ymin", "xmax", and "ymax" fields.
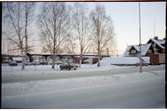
[
  {"xmin": 148, "ymin": 38, "xmax": 165, "ymax": 49},
  {"xmin": 123, "ymin": 43, "xmax": 151, "ymax": 56},
  {"xmin": 133, "ymin": 44, "xmax": 151, "ymax": 56},
  {"xmin": 123, "ymin": 37, "xmax": 165, "ymax": 57},
  {"xmin": 133, "ymin": 45, "xmax": 140, "ymax": 51},
  {"xmin": 12, "ymin": 57, "xmax": 22, "ymax": 61},
  {"xmin": 158, "ymin": 40, "xmax": 165, "ymax": 44},
  {"xmin": 141, "ymin": 44, "xmax": 152, "ymax": 55},
  {"xmin": 122, "ymin": 46, "xmax": 132, "ymax": 56}
]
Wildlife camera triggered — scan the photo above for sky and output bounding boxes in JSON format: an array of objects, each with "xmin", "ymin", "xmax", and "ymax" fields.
[
  {"xmin": 2, "ymin": 2, "xmax": 166, "ymax": 55},
  {"xmin": 98, "ymin": 2, "xmax": 166, "ymax": 55}
]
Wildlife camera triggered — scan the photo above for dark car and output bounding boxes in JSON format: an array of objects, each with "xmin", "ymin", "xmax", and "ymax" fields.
[
  {"xmin": 8, "ymin": 61, "xmax": 17, "ymax": 66},
  {"xmin": 40, "ymin": 61, "xmax": 48, "ymax": 65},
  {"xmin": 59, "ymin": 63, "xmax": 78, "ymax": 70}
]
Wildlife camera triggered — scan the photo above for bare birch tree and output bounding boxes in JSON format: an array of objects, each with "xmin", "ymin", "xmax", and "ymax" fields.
[
  {"xmin": 39, "ymin": 2, "xmax": 69, "ymax": 69},
  {"xmin": 24, "ymin": 3, "xmax": 34, "ymax": 54},
  {"xmin": 63, "ymin": 34, "xmax": 76, "ymax": 54},
  {"xmin": 3, "ymin": 2, "xmax": 34, "ymax": 70},
  {"xmin": 90, "ymin": 5, "xmax": 114, "ymax": 67},
  {"xmin": 72, "ymin": 3, "xmax": 91, "ymax": 67}
]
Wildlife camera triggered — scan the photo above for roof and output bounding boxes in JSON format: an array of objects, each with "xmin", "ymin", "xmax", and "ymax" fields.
[
  {"xmin": 123, "ymin": 37, "xmax": 165, "ymax": 57},
  {"xmin": 122, "ymin": 46, "xmax": 132, "ymax": 56},
  {"xmin": 134, "ymin": 44, "xmax": 151, "ymax": 56},
  {"xmin": 12, "ymin": 57, "xmax": 22, "ymax": 61},
  {"xmin": 158, "ymin": 40, "xmax": 165, "ymax": 44},
  {"xmin": 147, "ymin": 37, "xmax": 165, "ymax": 49},
  {"xmin": 123, "ymin": 43, "xmax": 151, "ymax": 56}
]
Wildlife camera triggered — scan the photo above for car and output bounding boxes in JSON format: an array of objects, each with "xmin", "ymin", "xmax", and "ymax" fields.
[
  {"xmin": 59, "ymin": 63, "xmax": 78, "ymax": 70},
  {"xmin": 8, "ymin": 61, "xmax": 17, "ymax": 66},
  {"xmin": 40, "ymin": 61, "xmax": 48, "ymax": 65}
]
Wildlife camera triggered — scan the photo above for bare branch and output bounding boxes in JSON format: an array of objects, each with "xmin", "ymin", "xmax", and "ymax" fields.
[{"xmin": 90, "ymin": 5, "xmax": 115, "ymax": 67}]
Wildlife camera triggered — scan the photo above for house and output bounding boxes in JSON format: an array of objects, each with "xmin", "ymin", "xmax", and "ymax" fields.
[
  {"xmin": 1, "ymin": 54, "xmax": 23, "ymax": 63},
  {"xmin": 146, "ymin": 36, "xmax": 165, "ymax": 54},
  {"xmin": 124, "ymin": 43, "xmax": 151, "ymax": 57},
  {"xmin": 123, "ymin": 36, "xmax": 165, "ymax": 65},
  {"xmin": 1, "ymin": 54, "xmax": 9, "ymax": 63}
]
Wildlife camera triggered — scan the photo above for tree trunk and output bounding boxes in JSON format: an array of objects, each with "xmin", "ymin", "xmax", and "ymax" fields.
[
  {"xmin": 52, "ymin": 52, "xmax": 55, "ymax": 69},
  {"xmin": 79, "ymin": 51, "xmax": 83, "ymax": 68},
  {"xmin": 21, "ymin": 48, "xmax": 25, "ymax": 70},
  {"xmin": 25, "ymin": 9, "xmax": 28, "ymax": 55},
  {"xmin": 97, "ymin": 41, "xmax": 101, "ymax": 67},
  {"xmin": 79, "ymin": 47, "xmax": 84, "ymax": 68},
  {"xmin": 52, "ymin": 41, "xmax": 56, "ymax": 69}
]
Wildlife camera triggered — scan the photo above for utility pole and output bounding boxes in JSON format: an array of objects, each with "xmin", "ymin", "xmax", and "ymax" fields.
[
  {"xmin": 138, "ymin": 2, "xmax": 142, "ymax": 73},
  {"xmin": 153, "ymin": 17, "xmax": 156, "ymax": 37}
]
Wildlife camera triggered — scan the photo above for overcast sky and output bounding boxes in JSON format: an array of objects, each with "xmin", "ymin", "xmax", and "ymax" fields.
[{"xmin": 2, "ymin": 2, "xmax": 166, "ymax": 55}]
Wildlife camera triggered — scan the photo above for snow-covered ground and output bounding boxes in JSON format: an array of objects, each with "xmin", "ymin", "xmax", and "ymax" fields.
[
  {"xmin": 100, "ymin": 57, "xmax": 150, "ymax": 65},
  {"xmin": 1, "ymin": 63, "xmax": 165, "ymax": 108},
  {"xmin": 2, "ymin": 64, "xmax": 164, "ymax": 83}
]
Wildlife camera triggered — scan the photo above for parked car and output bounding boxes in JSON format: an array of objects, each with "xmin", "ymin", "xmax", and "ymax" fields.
[
  {"xmin": 40, "ymin": 61, "xmax": 48, "ymax": 65},
  {"xmin": 59, "ymin": 63, "xmax": 78, "ymax": 70},
  {"xmin": 8, "ymin": 61, "xmax": 17, "ymax": 66},
  {"xmin": 55, "ymin": 60, "xmax": 63, "ymax": 65}
]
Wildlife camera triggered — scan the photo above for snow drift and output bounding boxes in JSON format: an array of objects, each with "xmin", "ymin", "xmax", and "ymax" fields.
[{"xmin": 100, "ymin": 57, "xmax": 150, "ymax": 65}]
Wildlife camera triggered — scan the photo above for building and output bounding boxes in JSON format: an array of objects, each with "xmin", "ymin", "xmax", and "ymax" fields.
[
  {"xmin": 1, "ymin": 53, "xmax": 109, "ymax": 65},
  {"xmin": 123, "ymin": 36, "xmax": 165, "ymax": 64},
  {"xmin": 124, "ymin": 43, "xmax": 151, "ymax": 57}
]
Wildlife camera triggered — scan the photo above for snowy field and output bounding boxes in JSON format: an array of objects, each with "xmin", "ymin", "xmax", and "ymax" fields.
[
  {"xmin": 1, "ymin": 64, "xmax": 165, "ymax": 108},
  {"xmin": 100, "ymin": 56, "xmax": 150, "ymax": 65}
]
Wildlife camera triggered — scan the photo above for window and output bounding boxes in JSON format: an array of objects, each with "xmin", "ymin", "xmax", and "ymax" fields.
[{"xmin": 130, "ymin": 49, "xmax": 137, "ymax": 54}]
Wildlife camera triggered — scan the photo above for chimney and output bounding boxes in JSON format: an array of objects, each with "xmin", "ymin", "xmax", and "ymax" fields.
[{"xmin": 154, "ymin": 36, "xmax": 158, "ymax": 40}]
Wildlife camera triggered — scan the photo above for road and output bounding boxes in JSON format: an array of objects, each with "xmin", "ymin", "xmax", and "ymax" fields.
[{"xmin": 1, "ymin": 65, "xmax": 165, "ymax": 108}]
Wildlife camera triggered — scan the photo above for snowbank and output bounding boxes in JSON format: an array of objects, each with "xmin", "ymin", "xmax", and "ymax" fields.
[
  {"xmin": 100, "ymin": 57, "xmax": 150, "ymax": 65},
  {"xmin": 2, "ymin": 64, "xmax": 165, "ymax": 83}
]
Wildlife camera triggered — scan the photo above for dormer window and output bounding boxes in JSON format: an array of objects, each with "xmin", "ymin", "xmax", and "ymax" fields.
[
  {"xmin": 147, "ymin": 49, "xmax": 152, "ymax": 53},
  {"xmin": 130, "ymin": 49, "xmax": 137, "ymax": 54}
]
